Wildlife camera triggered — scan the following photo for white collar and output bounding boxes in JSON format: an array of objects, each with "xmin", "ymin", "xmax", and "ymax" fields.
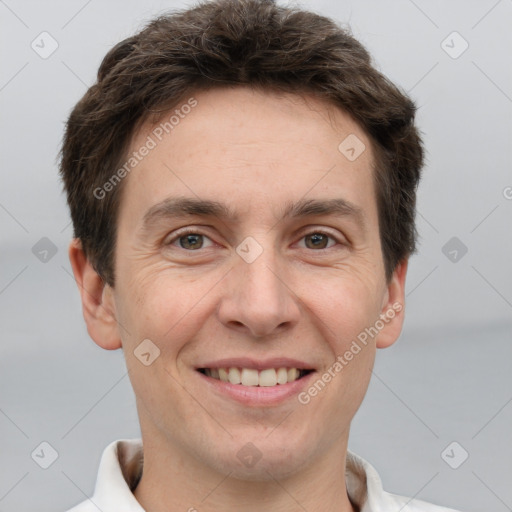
[{"xmin": 70, "ymin": 438, "xmax": 459, "ymax": 512}]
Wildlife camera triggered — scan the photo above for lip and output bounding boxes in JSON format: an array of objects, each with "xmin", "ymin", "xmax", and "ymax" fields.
[
  {"xmin": 195, "ymin": 357, "xmax": 315, "ymax": 371},
  {"xmin": 195, "ymin": 367, "xmax": 317, "ymax": 407}
]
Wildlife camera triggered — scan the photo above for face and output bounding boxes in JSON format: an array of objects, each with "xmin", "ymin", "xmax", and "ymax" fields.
[{"xmin": 80, "ymin": 86, "xmax": 406, "ymax": 480}]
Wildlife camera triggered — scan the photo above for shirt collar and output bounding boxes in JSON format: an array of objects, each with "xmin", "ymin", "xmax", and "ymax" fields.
[{"xmin": 89, "ymin": 438, "xmax": 395, "ymax": 511}]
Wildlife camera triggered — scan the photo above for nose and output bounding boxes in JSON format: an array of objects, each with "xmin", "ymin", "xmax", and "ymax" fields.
[{"xmin": 216, "ymin": 246, "xmax": 301, "ymax": 338}]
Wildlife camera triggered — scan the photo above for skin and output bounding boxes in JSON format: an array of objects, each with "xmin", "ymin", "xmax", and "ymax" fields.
[{"xmin": 69, "ymin": 86, "xmax": 408, "ymax": 512}]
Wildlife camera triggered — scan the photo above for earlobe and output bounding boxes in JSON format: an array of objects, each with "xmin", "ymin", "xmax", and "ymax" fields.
[
  {"xmin": 68, "ymin": 238, "xmax": 122, "ymax": 350},
  {"xmin": 375, "ymin": 259, "xmax": 408, "ymax": 349}
]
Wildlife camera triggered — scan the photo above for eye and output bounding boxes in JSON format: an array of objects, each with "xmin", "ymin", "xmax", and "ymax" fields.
[
  {"xmin": 164, "ymin": 228, "xmax": 343, "ymax": 252},
  {"xmin": 298, "ymin": 231, "xmax": 339, "ymax": 250},
  {"xmin": 165, "ymin": 230, "xmax": 215, "ymax": 250}
]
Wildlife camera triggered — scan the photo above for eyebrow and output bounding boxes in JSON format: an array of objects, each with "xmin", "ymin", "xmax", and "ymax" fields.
[{"xmin": 140, "ymin": 196, "xmax": 367, "ymax": 234}]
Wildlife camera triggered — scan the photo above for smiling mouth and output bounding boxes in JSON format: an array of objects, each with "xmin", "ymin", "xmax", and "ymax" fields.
[{"xmin": 197, "ymin": 367, "xmax": 314, "ymax": 387}]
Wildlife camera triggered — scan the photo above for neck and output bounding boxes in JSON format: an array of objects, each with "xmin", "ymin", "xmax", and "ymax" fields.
[{"xmin": 133, "ymin": 427, "xmax": 357, "ymax": 512}]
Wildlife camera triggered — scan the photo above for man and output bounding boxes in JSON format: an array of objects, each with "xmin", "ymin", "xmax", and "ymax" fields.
[{"xmin": 60, "ymin": 0, "xmax": 460, "ymax": 510}]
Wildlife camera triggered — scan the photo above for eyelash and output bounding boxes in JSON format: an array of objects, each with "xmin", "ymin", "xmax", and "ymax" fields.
[{"xmin": 164, "ymin": 227, "xmax": 344, "ymax": 251}]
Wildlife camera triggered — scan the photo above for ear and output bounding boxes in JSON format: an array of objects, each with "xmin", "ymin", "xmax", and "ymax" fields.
[
  {"xmin": 68, "ymin": 238, "xmax": 122, "ymax": 350},
  {"xmin": 375, "ymin": 259, "xmax": 408, "ymax": 349}
]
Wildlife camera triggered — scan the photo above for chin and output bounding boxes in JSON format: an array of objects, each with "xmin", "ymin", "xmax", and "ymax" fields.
[{"xmin": 206, "ymin": 438, "xmax": 315, "ymax": 482}]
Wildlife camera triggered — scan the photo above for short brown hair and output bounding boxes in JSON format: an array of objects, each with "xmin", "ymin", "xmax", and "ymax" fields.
[{"xmin": 59, "ymin": 0, "xmax": 424, "ymax": 287}]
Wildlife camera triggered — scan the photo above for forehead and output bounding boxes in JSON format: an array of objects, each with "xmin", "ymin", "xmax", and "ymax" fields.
[{"xmin": 117, "ymin": 86, "xmax": 378, "ymax": 232}]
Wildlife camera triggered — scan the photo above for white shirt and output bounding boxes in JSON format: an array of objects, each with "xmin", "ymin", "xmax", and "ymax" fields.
[{"xmin": 66, "ymin": 438, "xmax": 461, "ymax": 512}]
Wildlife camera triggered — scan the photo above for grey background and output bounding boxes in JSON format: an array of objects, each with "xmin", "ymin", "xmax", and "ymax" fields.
[{"xmin": 1, "ymin": 0, "xmax": 511, "ymax": 511}]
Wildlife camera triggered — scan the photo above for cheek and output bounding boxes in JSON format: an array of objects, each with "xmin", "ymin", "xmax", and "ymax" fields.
[
  {"xmin": 118, "ymin": 266, "xmax": 218, "ymax": 349},
  {"xmin": 301, "ymin": 269, "xmax": 383, "ymax": 346}
]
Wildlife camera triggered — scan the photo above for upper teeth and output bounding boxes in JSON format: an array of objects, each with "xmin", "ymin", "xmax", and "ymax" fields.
[{"xmin": 204, "ymin": 367, "xmax": 304, "ymax": 386}]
